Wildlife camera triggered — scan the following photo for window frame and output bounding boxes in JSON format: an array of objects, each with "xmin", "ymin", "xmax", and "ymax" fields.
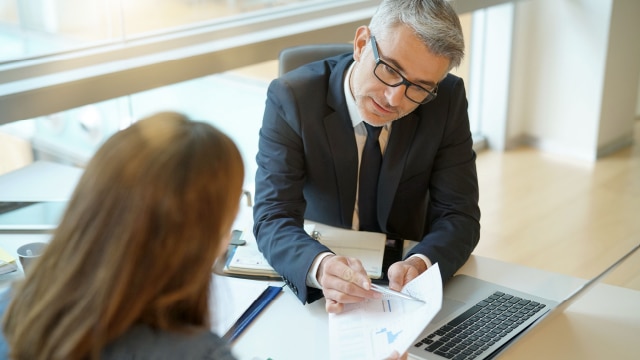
[{"xmin": 0, "ymin": 0, "xmax": 517, "ymax": 126}]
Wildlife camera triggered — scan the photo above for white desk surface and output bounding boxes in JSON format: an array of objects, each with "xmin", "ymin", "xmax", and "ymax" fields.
[
  {"xmin": 499, "ymin": 282, "xmax": 640, "ymax": 360},
  {"xmin": 1, "ymin": 161, "xmax": 639, "ymax": 359},
  {"xmin": 224, "ymin": 255, "xmax": 640, "ymax": 360},
  {"xmin": 456, "ymin": 257, "xmax": 640, "ymax": 360}
]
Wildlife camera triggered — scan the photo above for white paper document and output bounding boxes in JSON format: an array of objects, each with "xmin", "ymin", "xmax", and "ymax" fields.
[
  {"xmin": 329, "ymin": 263, "xmax": 443, "ymax": 360},
  {"xmin": 209, "ymin": 275, "xmax": 272, "ymax": 336}
]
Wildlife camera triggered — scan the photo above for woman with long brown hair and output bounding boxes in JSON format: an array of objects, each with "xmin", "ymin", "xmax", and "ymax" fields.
[{"xmin": 1, "ymin": 112, "xmax": 243, "ymax": 359}]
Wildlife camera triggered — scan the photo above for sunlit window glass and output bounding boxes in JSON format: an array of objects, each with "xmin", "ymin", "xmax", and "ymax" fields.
[{"xmin": 0, "ymin": 0, "xmax": 314, "ymax": 62}]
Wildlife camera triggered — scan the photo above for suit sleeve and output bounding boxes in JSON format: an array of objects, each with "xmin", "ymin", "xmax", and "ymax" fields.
[
  {"xmin": 253, "ymin": 78, "xmax": 331, "ymax": 304},
  {"xmin": 407, "ymin": 76, "xmax": 481, "ymax": 282}
]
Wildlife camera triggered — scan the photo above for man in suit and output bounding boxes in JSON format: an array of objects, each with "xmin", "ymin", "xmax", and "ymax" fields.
[{"xmin": 253, "ymin": 0, "xmax": 480, "ymax": 314}]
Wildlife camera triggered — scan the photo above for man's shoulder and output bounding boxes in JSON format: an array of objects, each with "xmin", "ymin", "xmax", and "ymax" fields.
[
  {"xmin": 414, "ymin": 73, "xmax": 466, "ymax": 112},
  {"xmin": 277, "ymin": 53, "xmax": 351, "ymax": 87},
  {"xmin": 438, "ymin": 73, "xmax": 465, "ymax": 93}
]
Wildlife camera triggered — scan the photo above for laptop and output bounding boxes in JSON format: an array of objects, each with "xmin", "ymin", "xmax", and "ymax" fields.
[
  {"xmin": 408, "ymin": 242, "xmax": 640, "ymax": 360},
  {"xmin": 0, "ymin": 201, "xmax": 67, "ymax": 232}
]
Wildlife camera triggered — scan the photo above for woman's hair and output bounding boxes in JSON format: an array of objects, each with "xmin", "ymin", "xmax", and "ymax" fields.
[
  {"xmin": 369, "ymin": 0, "xmax": 465, "ymax": 71},
  {"xmin": 3, "ymin": 112, "xmax": 244, "ymax": 359}
]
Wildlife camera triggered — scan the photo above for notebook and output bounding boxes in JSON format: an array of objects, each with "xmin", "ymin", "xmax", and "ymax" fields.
[
  {"xmin": 0, "ymin": 246, "xmax": 18, "ymax": 275},
  {"xmin": 308, "ymin": 221, "xmax": 387, "ymax": 279},
  {"xmin": 408, "ymin": 242, "xmax": 640, "ymax": 360},
  {"xmin": 223, "ymin": 221, "xmax": 387, "ymax": 279}
]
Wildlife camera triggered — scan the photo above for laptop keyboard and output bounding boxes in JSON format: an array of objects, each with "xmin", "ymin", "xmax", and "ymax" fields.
[{"xmin": 413, "ymin": 291, "xmax": 547, "ymax": 360}]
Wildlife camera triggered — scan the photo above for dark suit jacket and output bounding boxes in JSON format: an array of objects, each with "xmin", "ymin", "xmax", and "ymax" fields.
[{"xmin": 253, "ymin": 53, "xmax": 480, "ymax": 304}]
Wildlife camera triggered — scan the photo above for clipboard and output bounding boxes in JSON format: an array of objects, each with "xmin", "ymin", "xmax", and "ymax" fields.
[
  {"xmin": 221, "ymin": 245, "xmax": 281, "ymax": 279},
  {"xmin": 306, "ymin": 221, "xmax": 386, "ymax": 279},
  {"xmin": 219, "ymin": 222, "xmax": 386, "ymax": 280}
]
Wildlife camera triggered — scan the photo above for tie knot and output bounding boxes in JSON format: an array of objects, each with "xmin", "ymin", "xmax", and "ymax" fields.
[{"xmin": 364, "ymin": 123, "xmax": 382, "ymax": 141}]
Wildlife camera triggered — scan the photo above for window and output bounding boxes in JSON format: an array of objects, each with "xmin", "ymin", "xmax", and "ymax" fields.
[
  {"xmin": 0, "ymin": 0, "xmax": 319, "ymax": 62},
  {"xmin": 1, "ymin": 0, "xmax": 507, "ymax": 180}
]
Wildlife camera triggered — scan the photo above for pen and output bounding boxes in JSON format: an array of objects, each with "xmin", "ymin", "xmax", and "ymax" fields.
[{"xmin": 370, "ymin": 283, "xmax": 425, "ymax": 303}]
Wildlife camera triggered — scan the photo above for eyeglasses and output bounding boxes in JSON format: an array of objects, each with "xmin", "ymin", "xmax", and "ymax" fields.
[{"xmin": 370, "ymin": 35, "xmax": 438, "ymax": 105}]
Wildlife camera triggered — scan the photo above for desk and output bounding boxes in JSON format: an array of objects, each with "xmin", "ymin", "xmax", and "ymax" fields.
[
  {"xmin": 0, "ymin": 233, "xmax": 52, "ymax": 285},
  {"xmin": 455, "ymin": 257, "xmax": 640, "ymax": 360},
  {"xmin": 2, "ymin": 247, "xmax": 635, "ymax": 359},
  {"xmin": 0, "ymin": 161, "xmax": 81, "ymax": 280},
  {"xmin": 1, "ymin": 161, "xmax": 639, "ymax": 359},
  {"xmin": 223, "ymin": 255, "xmax": 640, "ymax": 360},
  {"xmin": 0, "ymin": 161, "xmax": 82, "ymax": 201}
]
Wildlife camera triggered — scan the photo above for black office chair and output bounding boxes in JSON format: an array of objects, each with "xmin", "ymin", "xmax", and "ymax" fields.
[{"xmin": 278, "ymin": 43, "xmax": 353, "ymax": 76}]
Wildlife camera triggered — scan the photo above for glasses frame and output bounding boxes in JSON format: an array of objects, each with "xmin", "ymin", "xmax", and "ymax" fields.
[{"xmin": 370, "ymin": 35, "xmax": 438, "ymax": 105}]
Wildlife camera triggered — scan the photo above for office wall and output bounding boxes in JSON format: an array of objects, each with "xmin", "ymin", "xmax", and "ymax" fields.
[
  {"xmin": 471, "ymin": 3, "xmax": 515, "ymax": 152},
  {"xmin": 637, "ymin": 76, "xmax": 640, "ymax": 117},
  {"xmin": 598, "ymin": 0, "xmax": 640, "ymax": 156},
  {"xmin": 507, "ymin": 0, "xmax": 640, "ymax": 161}
]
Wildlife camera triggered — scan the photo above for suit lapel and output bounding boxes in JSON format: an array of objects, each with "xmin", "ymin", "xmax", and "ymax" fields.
[
  {"xmin": 324, "ymin": 112, "xmax": 358, "ymax": 226},
  {"xmin": 325, "ymin": 56, "xmax": 358, "ymax": 226},
  {"xmin": 378, "ymin": 113, "xmax": 419, "ymax": 232}
]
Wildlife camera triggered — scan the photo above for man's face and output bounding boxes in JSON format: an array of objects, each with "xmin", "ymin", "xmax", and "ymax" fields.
[{"xmin": 350, "ymin": 25, "xmax": 450, "ymax": 126}]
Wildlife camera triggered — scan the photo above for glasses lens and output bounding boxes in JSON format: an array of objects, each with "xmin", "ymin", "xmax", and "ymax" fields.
[
  {"xmin": 374, "ymin": 62, "xmax": 402, "ymax": 86},
  {"xmin": 406, "ymin": 86, "xmax": 432, "ymax": 104},
  {"xmin": 373, "ymin": 62, "xmax": 436, "ymax": 104}
]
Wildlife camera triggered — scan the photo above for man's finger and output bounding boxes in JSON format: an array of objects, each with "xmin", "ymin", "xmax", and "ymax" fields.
[
  {"xmin": 325, "ymin": 298, "xmax": 344, "ymax": 314},
  {"xmin": 339, "ymin": 265, "xmax": 355, "ymax": 282},
  {"xmin": 343, "ymin": 257, "xmax": 371, "ymax": 288},
  {"xmin": 387, "ymin": 260, "xmax": 421, "ymax": 291},
  {"xmin": 325, "ymin": 256, "xmax": 370, "ymax": 288}
]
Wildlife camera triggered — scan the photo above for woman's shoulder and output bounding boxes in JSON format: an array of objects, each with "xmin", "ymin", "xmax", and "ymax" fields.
[
  {"xmin": 0, "ymin": 288, "xmax": 11, "ymax": 312},
  {"xmin": 102, "ymin": 324, "xmax": 236, "ymax": 360},
  {"xmin": 0, "ymin": 290, "xmax": 11, "ymax": 360}
]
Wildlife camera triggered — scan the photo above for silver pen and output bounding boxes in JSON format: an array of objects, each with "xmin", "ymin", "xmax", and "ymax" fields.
[{"xmin": 370, "ymin": 283, "xmax": 425, "ymax": 303}]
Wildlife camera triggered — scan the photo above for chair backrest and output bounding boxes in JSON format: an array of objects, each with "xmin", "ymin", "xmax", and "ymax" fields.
[{"xmin": 278, "ymin": 43, "xmax": 353, "ymax": 76}]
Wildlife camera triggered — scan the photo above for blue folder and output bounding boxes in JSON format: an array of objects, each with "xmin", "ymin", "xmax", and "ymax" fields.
[{"xmin": 223, "ymin": 285, "xmax": 283, "ymax": 342}]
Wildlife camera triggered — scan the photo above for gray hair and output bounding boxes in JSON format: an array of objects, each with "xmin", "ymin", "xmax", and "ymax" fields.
[{"xmin": 369, "ymin": 0, "xmax": 464, "ymax": 70}]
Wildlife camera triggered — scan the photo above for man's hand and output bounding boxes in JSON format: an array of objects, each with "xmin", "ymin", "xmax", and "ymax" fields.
[
  {"xmin": 385, "ymin": 350, "xmax": 408, "ymax": 360},
  {"xmin": 386, "ymin": 257, "xmax": 427, "ymax": 291},
  {"xmin": 318, "ymin": 254, "xmax": 381, "ymax": 313}
]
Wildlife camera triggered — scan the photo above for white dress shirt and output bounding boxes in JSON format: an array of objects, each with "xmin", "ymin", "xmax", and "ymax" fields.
[{"xmin": 306, "ymin": 62, "xmax": 430, "ymax": 289}]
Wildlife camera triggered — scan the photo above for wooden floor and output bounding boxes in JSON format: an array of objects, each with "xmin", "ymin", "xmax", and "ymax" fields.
[{"xmin": 474, "ymin": 122, "xmax": 640, "ymax": 291}]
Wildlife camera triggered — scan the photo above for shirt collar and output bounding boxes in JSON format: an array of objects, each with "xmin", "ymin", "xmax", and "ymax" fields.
[
  {"xmin": 343, "ymin": 61, "xmax": 391, "ymax": 131},
  {"xmin": 344, "ymin": 61, "xmax": 362, "ymax": 129}
]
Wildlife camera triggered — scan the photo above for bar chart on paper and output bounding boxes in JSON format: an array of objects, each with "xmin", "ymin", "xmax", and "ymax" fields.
[
  {"xmin": 376, "ymin": 327, "xmax": 402, "ymax": 344},
  {"xmin": 329, "ymin": 264, "xmax": 443, "ymax": 360},
  {"xmin": 373, "ymin": 324, "xmax": 406, "ymax": 355}
]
